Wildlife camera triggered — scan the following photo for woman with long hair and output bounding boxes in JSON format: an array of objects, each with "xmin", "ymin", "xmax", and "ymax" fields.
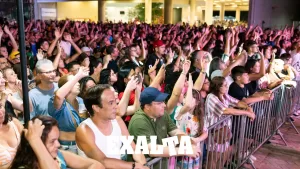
[
  {"xmin": 205, "ymin": 76, "xmax": 255, "ymax": 169},
  {"xmin": 244, "ymin": 50, "xmax": 265, "ymax": 90},
  {"xmin": 98, "ymin": 68, "xmax": 118, "ymax": 87},
  {"xmin": 78, "ymin": 76, "xmax": 96, "ymax": 99},
  {"xmin": 0, "ymin": 95, "xmax": 23, "ymax": 169},
  {"xmin": 9, "ymin": 116, "xmax": 104, "ymax": 169},
  {"xmin": 48, "ymin": 67, "xmax": 89, "ymax": 154},
  {"xmin": 174, "ymin": 74, "xmax": 208, "ymax": 169}
]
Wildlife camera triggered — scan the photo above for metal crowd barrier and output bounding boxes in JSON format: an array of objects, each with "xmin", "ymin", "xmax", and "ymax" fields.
[{"xmin": 145, "ymin": 81, "xmax": 300, "ymax": 169}]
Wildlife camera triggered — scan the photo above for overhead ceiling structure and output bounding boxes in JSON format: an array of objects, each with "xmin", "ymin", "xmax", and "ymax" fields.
[{"xmin": 212, "ymin": 0, "xmax": 249, "ymax": 7}]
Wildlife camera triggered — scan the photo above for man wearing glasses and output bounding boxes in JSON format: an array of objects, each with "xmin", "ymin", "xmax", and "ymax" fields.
[{"xmin": 29, "ymin": 59, "xmax": 58, "ymax": 118}]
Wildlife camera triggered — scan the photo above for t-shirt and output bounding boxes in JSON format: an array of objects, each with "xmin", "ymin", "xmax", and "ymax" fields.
[
  {"xmin": 291, "ymin": 50, "xmax": 300, "ymax": 80},
  {"xmin": 128, "ymin": 108, "xmax": 177, "ymax": 169},
  {"xmin": 29, "ymin": 83, "xmax": 58, "ymax": 119},
  {"xmin": 48, "ymin": 96, "xmax": 83, "ymax": 132},
  {"xmin": 144, "ymin": 53, "xmax": 163, "ymax": 75},
  {"xmin": 108, "ymin": 58, "xmax": 119, "ymax": 73},
  {"xmin": 60, "ymin": 40, "xmax": 72, "ymax": 57},
  {"xmin": 228, "ymin": 82, "xmax": 256, "ymax": 100}
]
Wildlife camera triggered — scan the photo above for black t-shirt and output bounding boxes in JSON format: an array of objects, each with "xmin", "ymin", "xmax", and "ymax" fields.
[
  {"xmin": 143, "ymin": 53, "xmax": 163, "ymax": 75},
  {"xmin": 189, "ymin": 66, "xmax": 200, "ymax": 83},
  {"xmin": 108, "ymin": 57, "xmax": 119, "ymax": 73},
  {"xmin": 228, "ymin": 82, "xmax": 255, "ymax": 100}
]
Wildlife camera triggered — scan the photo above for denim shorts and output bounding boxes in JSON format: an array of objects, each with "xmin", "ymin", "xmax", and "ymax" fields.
[{"xmin": 59, "ymin": 140, "xmax": 78, "ymax": 154}]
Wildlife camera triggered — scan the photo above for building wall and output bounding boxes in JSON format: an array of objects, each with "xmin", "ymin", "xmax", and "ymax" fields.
[
  {"xmin": 39, "ymin": 0, "xmax": 191, "ymax": 22},
  {"xmin": 56, "ymin": 1, "xmax": 98, "ymax": 21},
  {"xmin": 249, "ymin": 0, "xmax": 300, "ymax": 28}
]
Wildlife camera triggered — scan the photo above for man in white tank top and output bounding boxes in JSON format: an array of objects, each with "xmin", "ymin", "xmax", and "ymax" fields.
[{"xmin": 75, "ymin": 84, "xmax": 148, "ymax": 169}]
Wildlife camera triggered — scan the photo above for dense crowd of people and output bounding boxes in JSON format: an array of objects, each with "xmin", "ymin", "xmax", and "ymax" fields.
[{"xmin": 0, "ymin": 17, "xmax": 300, "ymax": 169}]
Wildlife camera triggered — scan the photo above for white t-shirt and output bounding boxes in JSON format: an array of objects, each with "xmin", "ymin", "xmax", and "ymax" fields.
[
  {"xmin": 291, "ymin": 50, "xmax": 300, "ymax": 80},
  {"xmin": 60, "ymin": 40, "xmax": 72, "ymax": 57}
]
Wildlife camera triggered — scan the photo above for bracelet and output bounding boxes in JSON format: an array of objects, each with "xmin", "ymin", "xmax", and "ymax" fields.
[
  {"xmin": 132, "ymin": 162, "xmax": 135, "ymax": 169},
  {"xmin": 181, "ymin": 72, "xmax": 186, "ymax": 75}
]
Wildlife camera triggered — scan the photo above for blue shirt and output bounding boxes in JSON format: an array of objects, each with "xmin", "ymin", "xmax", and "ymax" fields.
[
  {"xmin": 48, "ymin": 96, "xmax": 84, "ymax": 132},
  {"xmin": 29, "ymin": 83, "xmax": 58, "ymax": 119}
]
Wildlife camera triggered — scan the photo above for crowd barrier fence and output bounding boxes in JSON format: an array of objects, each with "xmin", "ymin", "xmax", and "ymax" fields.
[{"xmin": 145, "ymin": 81, "xmax": 300, "ymax": 169}]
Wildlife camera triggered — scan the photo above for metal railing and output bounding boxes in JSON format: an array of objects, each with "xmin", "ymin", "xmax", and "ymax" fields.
[{"xmin": 145, "ymin": 81, "xmax": 300, "ymax": 169}]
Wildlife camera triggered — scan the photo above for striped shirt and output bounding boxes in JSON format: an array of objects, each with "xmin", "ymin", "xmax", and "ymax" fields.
[
  {"xmin": 205, "ymin": 93, "xmax": 239, "ymax": 127},
  {"xmin": 205, "ymin": 93, "xmax": 239, "ymax": 152}
]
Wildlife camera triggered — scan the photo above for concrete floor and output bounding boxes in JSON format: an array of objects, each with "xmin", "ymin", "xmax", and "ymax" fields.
[{"xmin": 242, "ymin": 115, "xmax": 300, "ymax": 169}]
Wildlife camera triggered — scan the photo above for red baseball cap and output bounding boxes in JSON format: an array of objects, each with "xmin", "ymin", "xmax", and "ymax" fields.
[{"xmin": 153, "ymin": 40, "xmax": 165, "ymax": 48}]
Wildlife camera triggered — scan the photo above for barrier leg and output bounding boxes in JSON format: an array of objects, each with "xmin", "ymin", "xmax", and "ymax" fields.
[
  {"xmin": 247, "ymin": 158, "xmax": 257, "ymax": 169},
  {"xmin": 277, "ymin": 129, "xmax": 288, "ymax": 146},
  {"xmin": 288, "ymin": 117, "xmax": 300, "ymax": 134}
]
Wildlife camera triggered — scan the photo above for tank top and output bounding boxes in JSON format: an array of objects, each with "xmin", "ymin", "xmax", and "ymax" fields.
[
  {"xmin": 77, "ymin": 118, "xmax": 122, "ymax": 159},
  {"xmin": 57, "ymin": 150, "xmax": 67, "ymax": 169},
  {"xmin": 0, "ymin": 121, "xmax": 20, "ymax": 168}
]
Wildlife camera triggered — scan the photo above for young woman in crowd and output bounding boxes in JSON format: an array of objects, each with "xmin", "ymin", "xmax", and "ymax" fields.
[
  {"xmin": 205, "ymin": 76, "xmax": 255, "ymax": 169},
  {"xmin": 48, "ymin": 67, "xmax": 89, "ymax": 154},
  {"xmin": 78, "ymin": 76, "xmax": 96, "ymax": 99},
  {"xmin": 0, "ymin": 95, "xmax": 23, "ymax": 169},
  {"xmin": 174, "ymin": 74, "xmax": 208, "ymax": 169},
  {"xmin": 99, "ymin": 68, "xmax": 118, "ymax": 87},
  {"xmin": 244, "ymin": 51, "xmax": 265, "ymax": 91},
  {"xmin": 9, "ymin": 116, "xmax": 104, "ymax": 169}
]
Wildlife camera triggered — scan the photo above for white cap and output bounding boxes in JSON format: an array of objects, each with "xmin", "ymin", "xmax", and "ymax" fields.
[
  {"xmin": 81, "ymin": 47, "xmax": 92, "ymax": 52},
  {"xmin": 210, "ymin": 70, "xmax": 223, "ymax": 80}
]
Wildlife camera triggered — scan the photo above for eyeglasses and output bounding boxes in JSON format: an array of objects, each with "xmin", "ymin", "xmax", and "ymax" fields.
[
  {"xmin": 0, "ymin": 62, "xmax": 8, "ymax": 65},
  {"xmin": 39, "ymin": 70, "xmax": 56, "ymax": 74}
]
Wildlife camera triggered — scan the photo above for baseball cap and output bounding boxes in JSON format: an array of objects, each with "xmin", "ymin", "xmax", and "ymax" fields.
[
  {"xmin": 81, "ymin": 47, "xmax": 92, "ymax": 52},
  {"xmin": 140, "ymin": 87, "xmax": 168, "ymax": 105},
  {"xmin": 9, "ymin": 51, "xmax": 20, "ymax": 60},
  {"xmin": 210, "ymin": 70, "xmax": 223, "ymax": 80},
  {"xmin": 153, "ymin": 40, "xmax": 165, "ymax": 48}
]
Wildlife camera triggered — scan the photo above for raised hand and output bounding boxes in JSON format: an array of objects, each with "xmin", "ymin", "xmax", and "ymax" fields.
[
  {"xmin": 136, "ymin": 73, "xmax": 144, "ymax": 92},
  {"xmin": 182, "ymin": 60, "xmax": 191, "ymax": 74},
  {"xmin": 3, "ymin": 25, "xmax": 11, "ymax": 35},
  {"xmin": 54, "ymin": 28, "xmax": 62, "ymax": 39},
  {"xmin": 148, "ymin": 59, "xmax": 159, "ymax": 74},
  {"xmin": 77, "ymin": 67, "xmax": 90, "ymax": 79},
  {"xmin": 24, "ymin": 119, "xmax": 45, "ymax": 141},
  {"xmin": 167, "ymin": 50, "xmax": 175, "ymax": 62},
  {"xmin": 36, "ymin": 49, "xmax": 44, "ymax": 60},
  {"xmin": 126, "ymin": 77, "xmax": 139, "ymax": 91}
]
